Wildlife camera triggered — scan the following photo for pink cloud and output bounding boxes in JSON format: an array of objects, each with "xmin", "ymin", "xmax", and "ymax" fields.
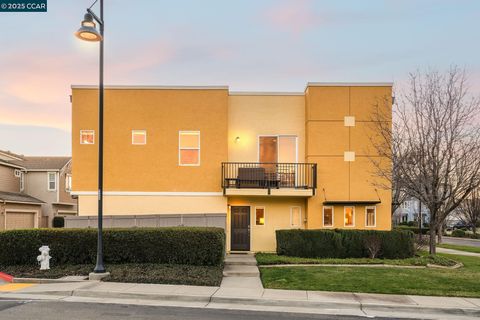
[
  {"xmin": 263, "ymin": 0, "xmax": 318, "ymax": 35},
  {"xmin": 0, "ymin": 40, "xmax": 177, "ymax": 130}
]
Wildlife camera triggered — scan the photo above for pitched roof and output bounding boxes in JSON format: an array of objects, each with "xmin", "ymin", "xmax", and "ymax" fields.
[
  {"xmin": 11, "ymin": 157, "xmax": 71, "ymax": 171},
  {"xmin": 0, "ymin": 149, "xmax": 24, "ymax": 161},
  {"xmin": 0, "ymin": 191, "xmax": 44, "ymax": 204}
]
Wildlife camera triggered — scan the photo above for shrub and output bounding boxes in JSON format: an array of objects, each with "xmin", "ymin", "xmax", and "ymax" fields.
[
  {"xmin": 394, "ymin": 225, "xmax": 428, "ymax": 235},
  {"xmin": 276, "ymin": 229, "xmax": 414, "ymax": 259},
  {"xmin": 452, "ymin": 229, "xmax": 466, "ymax": 238},
  {"xmin": 0, "ymin": 227, "xmax": 225, "ymax": 266},
  {"xmin": 52, "ymin": 216, "xmax": 65, "ymax": 228}
]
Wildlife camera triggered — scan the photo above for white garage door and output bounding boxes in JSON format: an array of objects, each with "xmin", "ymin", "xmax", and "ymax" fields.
[{"xmin": 6, "ymin": 212, "xmax": 36, "ymax": 230}]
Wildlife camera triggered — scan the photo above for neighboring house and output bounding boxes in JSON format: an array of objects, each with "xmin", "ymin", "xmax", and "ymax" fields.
[
  {"xmin": 0, "ymin": 150, "xmax": 77, "ymax": 229},
  {"xmin": 71, "ymin": 83, "xmax": 393, "ymax": 252},
  {"xmin": 0, "ymin": 150, "xmax": 44, "ymax": 230},
  {"xmin": 393, "ymin": 197, "xmax": 430, "ymax": 227}
]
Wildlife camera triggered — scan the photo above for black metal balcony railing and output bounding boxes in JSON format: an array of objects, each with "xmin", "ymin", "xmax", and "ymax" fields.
[{"xmin": 222, "ymin": 162, "xmax": 317, "ymax": 192}]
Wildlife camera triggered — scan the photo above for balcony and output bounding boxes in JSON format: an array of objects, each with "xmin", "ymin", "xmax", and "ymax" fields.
[{"xmin": 222, "ymin": 162, "xmax": 317, "ymax": 197}]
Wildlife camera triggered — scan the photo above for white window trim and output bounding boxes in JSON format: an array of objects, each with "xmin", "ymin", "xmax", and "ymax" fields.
[
  {"xmin": 257, "ymin": 135, "xmax": 298, "ymax": 163},
  {"xmin": 323, "ymin": 206, "xmax": 334, "ymax": 228},
  {"xmin": 255, "ymin": 206, "xmax": 266, "ymax": 226},
  {"xmin": 290, "ymin": 206, "xmax": 302, "ymax": 228},
  {"xmin": 344, "ymin": 206, "xmax": 355, "ymax": 227},
  {"xmin": 65, "ymin": 174, "xmax": 72, "ymax": 192},
  {"xmin": 132, "ymin": 130, "xmax": 147, "ymax": 145},
  {"xmin": 20, "ymin": 172, "xmax": 25, "ymax": 192},
  {"xmin": 178, "ymin": 131, "xmax": 201, "ymax": 166},
  {"xmin": 80, "ymin": 130, "xmax": 95, "ymax": 145},
  {"xmin": 47, "ymin": 172, "xmax": 57, "ymax": 191},
  {"xmin": 365, "ymin": 206, "xmax": 376, "ymax": 227}
]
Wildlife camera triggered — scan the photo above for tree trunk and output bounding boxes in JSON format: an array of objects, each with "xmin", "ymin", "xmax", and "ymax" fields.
[
  {"xmin": 437, "ymin": 224, "xmax": 443, "ymax": 244},
  {"xmin": 429, "ymin": 225, "xmax": 437, "ymax": 255}
]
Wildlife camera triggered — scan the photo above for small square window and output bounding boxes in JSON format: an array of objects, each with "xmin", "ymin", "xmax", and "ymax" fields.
[
  {"xmin": 179, "ymin": 131, "xmax": 200, "ymax": 166},
  {"xmin": 255, "ymin": 207, "xmax": 265, "ymax": 226},
  {"xmin": 366, "ymin": 206, "xmax": 376, "ymax": 227},
  {"xmin": 344, "ymin": 206, "xmax": 355, "ymax": 227},
  {"xmin": 323, "ymin": 206, "xmax": 334, "ymax": 227},
  {"xmin": 80, "ymin": 130, "xmax": 95, "ymax": 144},
  {"xmin": 132, "ymin": 130, "xmax": 147, "ymax": 145}
]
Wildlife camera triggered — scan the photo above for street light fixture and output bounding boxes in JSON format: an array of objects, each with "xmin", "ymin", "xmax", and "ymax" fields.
[
  {"xmin": 75, "ymin": 0, "xmax": 106, "ymax": 276},
  {"xmin": 75, "ymin": 13, "xmax": 102, "ymax": 42}
]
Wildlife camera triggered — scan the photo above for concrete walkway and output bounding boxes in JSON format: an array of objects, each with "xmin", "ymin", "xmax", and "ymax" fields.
[
  {"xmin": 437, "ymin": 247, "xmax": 480, "ymax": 257},
  {"xmin": 220, "ymin": 254, "xmax": 263, "ymax": 294},
  {"xmin": 0, "ymin": 280, "xmax": 479, "ymax": 319},
  {"xmin": 443, "ymin": 236, "xmax": 480, "ymax": 248}
]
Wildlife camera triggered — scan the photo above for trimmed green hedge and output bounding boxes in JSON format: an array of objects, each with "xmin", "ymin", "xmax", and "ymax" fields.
[
  {"xmin": 394, "ymin": 226, "xmax": 429, "ymax": 235},
  {"xmin": 276, "ymin": 229, "xmax": 414, "ymax": 259},
  {"xmin": 0, "ymin": 227, "xmax": 225, "ymax": 266}
]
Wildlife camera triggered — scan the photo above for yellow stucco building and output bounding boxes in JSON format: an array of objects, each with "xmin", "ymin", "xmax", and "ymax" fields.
[{"xmin": 71, "ymin": 83, "xmax": 392, "ymax": 252}]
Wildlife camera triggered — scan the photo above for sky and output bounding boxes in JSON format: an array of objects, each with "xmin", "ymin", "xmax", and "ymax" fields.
[{"xmin": 0, "ymin": 0, "xmax": 479, "ymax": 156}]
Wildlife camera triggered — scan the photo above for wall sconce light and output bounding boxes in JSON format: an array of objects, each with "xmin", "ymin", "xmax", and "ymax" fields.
[{"xmin": 235, "ymin": 136, "xmax": 240, "ymax": 143}]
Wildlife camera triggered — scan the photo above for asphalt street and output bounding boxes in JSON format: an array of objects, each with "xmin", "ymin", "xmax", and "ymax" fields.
[
  {"xmin": 0, "ymin": 299, "xmax": 412, "ymax": 320},
  {"xmin": 443, "ymin": 236, "xmax": 480, "ymax": 247}
]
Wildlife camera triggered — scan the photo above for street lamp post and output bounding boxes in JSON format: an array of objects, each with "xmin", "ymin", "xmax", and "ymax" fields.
[{"xmin": 75, "ymin": 0, "xmax": 106, "ymax": 275}]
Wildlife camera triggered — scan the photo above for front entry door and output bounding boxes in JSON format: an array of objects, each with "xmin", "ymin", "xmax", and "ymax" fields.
[{"xmin": 231, "ymin": 206, "xmax": 250, "ymax": 251}]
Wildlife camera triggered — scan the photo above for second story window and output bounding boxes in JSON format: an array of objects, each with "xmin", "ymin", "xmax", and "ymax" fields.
[
  {"xmin": 132, "ymin": 130, "xmax": 147, "ymax": 145},
  {"xmin": 80, "ymin": 130, "xmax": 95, "ymax": 144},
  {"xmin": 48, "ymin": 172, "xmax": 57, "ymax": 191},
  {"xmin": 65, "ymin": 174, "xmax": 72, "ymax": 192},
  {"xmin": 179, "ymin": 131, "xmax": 200, "ymax": 166}
]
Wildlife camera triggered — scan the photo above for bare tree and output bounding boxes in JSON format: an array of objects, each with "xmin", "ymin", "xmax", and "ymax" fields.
[
  {"xmin": 370, "ymin": 67, "xmax": 480, "ymax": 254},
  {"xmin": 364, "ymin": 235, "xmax": 382, "ymax": 259},
  {"xmin": 457, "ymin": 189, "xmax": 480, "ymax": 235},
  {"xmin": 368, "ymin": 95, "xmax": 409, "ymax": 215}
]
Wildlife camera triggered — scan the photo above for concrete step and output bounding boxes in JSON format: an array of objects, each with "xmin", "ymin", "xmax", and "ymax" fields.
[
  {"xmin": 222, "ymin": 265, "xmax": 260, "ymax": 277},
  {"xmin": 224, "ymin": 255, "xmax": 257, "ymax": 266}
]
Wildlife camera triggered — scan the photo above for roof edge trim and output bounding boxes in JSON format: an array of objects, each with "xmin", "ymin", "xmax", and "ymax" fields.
[{"xmin": 71, "ymin": 85, "xmax": 229, "ymax": 90}]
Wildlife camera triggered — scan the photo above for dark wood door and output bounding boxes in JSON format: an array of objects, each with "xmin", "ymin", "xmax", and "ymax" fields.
[{"xmin": 231, "ymin": 206, "xmax": 250, "ymax": 251}]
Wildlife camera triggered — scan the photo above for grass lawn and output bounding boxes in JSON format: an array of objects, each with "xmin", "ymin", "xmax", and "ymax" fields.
[
  {"xmin": 438, "ymin": 243, "xmax": 480, "ymax": 254},
  {"xmin": 256, "ymin": 252, "xmax": 457, "ymax": 267},
  {"xmin": 0, "ymin": 264, "xmax": 223, "ymax": 287},
  {"xmin": 260, "ymin": 254, "xmax": 480, "ymax": 297}
]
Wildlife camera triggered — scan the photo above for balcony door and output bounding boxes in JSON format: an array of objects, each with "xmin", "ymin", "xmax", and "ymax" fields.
[
  {"xmin": 259, "ymin": 136, "xmax": 297, "ymax": 163},
  {"xmin": 259, "ymin": 136, "xmax": 297, "ymax": 187}
]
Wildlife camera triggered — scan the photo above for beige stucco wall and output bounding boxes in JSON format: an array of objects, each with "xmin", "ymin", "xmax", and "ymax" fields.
[
  {"xmin": 78, "ymin": 195, "xmax": 227, "ymax": 216},
  {"xmin": 24, "ymin": 171, "xmax": 58, "ymax": 208},
  {"xmin": 228, "ymin": 94, "xmax": 305, "ymax": 162},
  {"xmin": 227, "ymin": 197, "xmax": 306, "ymax": 252}
]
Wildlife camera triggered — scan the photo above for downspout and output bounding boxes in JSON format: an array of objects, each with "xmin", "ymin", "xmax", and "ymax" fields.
[{"xmin": 0, "ymin": 200, "xmax": 6, "ymax": 230}]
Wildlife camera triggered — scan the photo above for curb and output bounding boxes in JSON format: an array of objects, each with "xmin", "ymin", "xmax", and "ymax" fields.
[
  {"xmin": 0, "ymin": 272, "xmax": 14, "ymax": 283},
  {"xmin": 259, "ymin": 264, "xmax": 426, "ymax": 269},
  {"xmin": 13, "ymin": 278, "xmax": 90, "ymax": 284},
  {"xmin": 210, "ymin": 296, "xmax": 480, "ymax": 317},
  {"xmin": 3, "ymin": 288, "xmax": 480, "ymax": 318},
  {"xmin": 72, "ymin": 289, "xmax": 211, "ymax": 303}
]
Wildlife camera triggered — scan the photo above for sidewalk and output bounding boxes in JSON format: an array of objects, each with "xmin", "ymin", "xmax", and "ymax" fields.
[
  {"xmin": 1, "ymin": 280, "xmax": 479, "ymax": 319},
  {"xmin": 437, "ymin": 247, "xmax": 480, "ymax": 257}
]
